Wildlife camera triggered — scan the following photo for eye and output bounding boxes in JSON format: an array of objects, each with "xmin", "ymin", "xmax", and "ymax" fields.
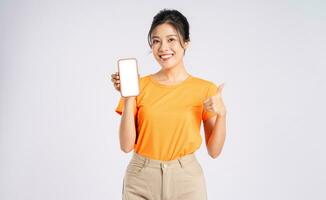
[
  {"xmin": 168, "ymin": 38, "xmax": 176, "ymax": 42},
  {"xmin": 152, "ymin": 40, "xmax": 159, "ymax": 44}
]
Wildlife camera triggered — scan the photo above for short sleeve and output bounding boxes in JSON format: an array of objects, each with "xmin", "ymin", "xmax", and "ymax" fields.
[
  {"xmin": 115, "ymin": 97, "xmax": 137, "ymax": 117},
  {"xmin": 202, "ymin": 82, "xmax": 219, "ymax": 121}
]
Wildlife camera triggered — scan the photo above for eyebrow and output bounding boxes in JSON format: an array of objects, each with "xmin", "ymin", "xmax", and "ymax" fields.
[{"xmin": 151, "ymin": 34, "xmax": 178, "ymax": 39}]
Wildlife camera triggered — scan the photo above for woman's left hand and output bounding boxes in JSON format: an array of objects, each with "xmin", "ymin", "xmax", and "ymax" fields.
[{"xmin": 203, "ymin": 83, "xmax": 227, "ymax": 117}]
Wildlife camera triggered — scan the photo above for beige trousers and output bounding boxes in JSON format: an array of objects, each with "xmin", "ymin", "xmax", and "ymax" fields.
[{"xmin": 122, "ymin": 152, "xmax": 207, "ymax": 200}]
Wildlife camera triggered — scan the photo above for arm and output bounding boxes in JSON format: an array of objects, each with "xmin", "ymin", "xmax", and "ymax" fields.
[
  {"xmin": 203, "ymin": 113, "xmax": 227, "ymax": 159},
  {"xmin": 119, "ymin": 97, "xmax": 137, "ymax": 153},
  {"xmin": 202, "ymin": 83, "xmax": 227, "ymax": 159}
]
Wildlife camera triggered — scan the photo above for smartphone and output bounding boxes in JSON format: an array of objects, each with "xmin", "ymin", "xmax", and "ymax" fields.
[{"xmin": 117, "ymin": 58, "xmax": 140, "ymax": 97}]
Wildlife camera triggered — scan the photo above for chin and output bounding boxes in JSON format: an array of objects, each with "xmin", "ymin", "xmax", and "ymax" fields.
[
  {"xmin": 156, "ymin": 59, "xmax": 175, "ymax": 67},
  {"xmin": 159, "ymin": 62, "xmax": 176, "ymax": 69}
]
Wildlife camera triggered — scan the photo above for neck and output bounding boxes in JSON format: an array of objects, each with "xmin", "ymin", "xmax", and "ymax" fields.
[{"xmin": 157, "ymin": 61, "xmax": 189, "ymax": 81}]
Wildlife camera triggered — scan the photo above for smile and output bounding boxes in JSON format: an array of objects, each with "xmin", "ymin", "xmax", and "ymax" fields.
[{"xmin": 159, "ymin": 53, "xmax": 174, "ymax": 61}]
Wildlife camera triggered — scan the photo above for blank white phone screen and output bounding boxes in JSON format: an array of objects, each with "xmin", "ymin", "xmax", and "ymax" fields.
[{"xmin": 118, "ymin": 58, "xmax": 139, "ymax": 97}]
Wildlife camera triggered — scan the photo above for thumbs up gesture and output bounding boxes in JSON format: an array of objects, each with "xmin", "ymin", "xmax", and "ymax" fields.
[{"xmin": 203, "ymin": 83, "xmax": 227, "ymax": 117}]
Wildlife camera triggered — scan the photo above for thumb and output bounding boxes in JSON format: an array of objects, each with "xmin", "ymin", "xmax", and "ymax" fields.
[
  {"xmin": 218, "ymin": 83, "xmax": 225, "ymax": 93},
  {"xmin": 203, "ymin": 95, "xmax": 214, "ymax": 104}
]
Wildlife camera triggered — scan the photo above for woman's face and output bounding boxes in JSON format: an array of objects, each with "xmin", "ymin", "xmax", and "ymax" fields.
[{"xmin": 151, "ymin": 23, "xmax": 189, "ymax": 69}]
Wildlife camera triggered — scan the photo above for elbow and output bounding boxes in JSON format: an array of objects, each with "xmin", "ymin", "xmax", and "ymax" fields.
[
  {"xmin": 120, "ymin": 145, "xmax": 134, "ymax": 153},
  {"xmin": 208, "ymin": 150, "xmax": 222, "ymax": 159}
]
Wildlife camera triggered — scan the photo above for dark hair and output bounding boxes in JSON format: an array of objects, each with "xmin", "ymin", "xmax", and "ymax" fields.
[{"xmin": 147, "ymin": 9, "xmax": 190, "ymax": 55}]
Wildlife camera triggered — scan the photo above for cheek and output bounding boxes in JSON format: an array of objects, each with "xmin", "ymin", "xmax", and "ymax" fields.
[
  {"xmin": 151, "ymin": 44, "xmax": 159, "ymax": 51},
  {"xmin": 152, "ymin": 48, "xmax": 160, "ymax": 57},
  {"xmin": 173, "ymin": 44, "xmax": 185, "ymax": 53},
  {"xmin": 171, "ymin": 42, "xmax": 181, "ymax": 49}
]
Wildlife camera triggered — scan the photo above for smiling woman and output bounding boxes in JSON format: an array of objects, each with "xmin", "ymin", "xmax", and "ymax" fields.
[
  {"xmin": 147, "ymin": 10, "xmax": 190, "ymax": 71},
  {"xmin": 112, "ymin": 8, "xmax": 227, "ymax": 200},
  {"xmin": 150, "ymin": 23, "xmax": 188, "ymax": 68},
  {"xmin": 147, "ymin": 9, "xmax": 190, "ymax": 53}
]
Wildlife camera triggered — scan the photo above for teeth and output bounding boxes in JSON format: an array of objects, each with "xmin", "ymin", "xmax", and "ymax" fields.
[{"xmin": 160, "ymin": 54, "xmax": 173, "ymax": 59}]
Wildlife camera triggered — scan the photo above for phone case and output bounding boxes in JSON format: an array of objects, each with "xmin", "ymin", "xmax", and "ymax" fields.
[{"xmin": 117, "ymin": 58, "xmax": 140, "ymax": 97}]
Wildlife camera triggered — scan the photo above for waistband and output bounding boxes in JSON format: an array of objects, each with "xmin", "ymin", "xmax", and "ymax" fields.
[{"xmin": 130, "ymin": 152, "xmax": 197, "ymax": 169}]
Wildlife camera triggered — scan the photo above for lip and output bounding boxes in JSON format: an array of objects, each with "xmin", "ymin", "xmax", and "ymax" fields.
[{"xmin": 159, "ymin": 53, "xmax": 174, "ymax": 58}]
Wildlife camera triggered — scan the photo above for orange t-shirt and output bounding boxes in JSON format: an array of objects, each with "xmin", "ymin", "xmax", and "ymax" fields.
[{"xmin": 115, "ymin": 74, "xmax": 219, "ymax": 161}]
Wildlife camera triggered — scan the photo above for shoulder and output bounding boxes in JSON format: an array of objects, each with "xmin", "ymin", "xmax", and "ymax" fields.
[
  {"xmin": 137, "ymin": 74, "xmax": 152, "ymax": 90},
  {"xmin": 190, "ymin": 75, "xmax": 218, "ymax": 88},
  {"xmin": 190, "ymin": 76, "xmax": 219, "ymax": 98},
  {"xmin": 139, "ymin": 74, "xmax": 151, "ymax": 81},
  {"xmin": 139, "ymin": 74, "xmax": 151, "ymax": 84}
]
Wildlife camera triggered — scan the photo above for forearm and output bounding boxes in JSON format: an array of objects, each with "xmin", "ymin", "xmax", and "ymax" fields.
[
  {"xmin": 207, "ymin": 113, "xmax": 227, "ymax": 158},
  {"xmin": 119, "ymin": 97, "xmax": 137, "ymax": 153}
]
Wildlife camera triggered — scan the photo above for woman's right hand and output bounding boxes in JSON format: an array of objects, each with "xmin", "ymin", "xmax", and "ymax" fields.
[
  {"xmin": 111, "ymin": 72, "xmax": 121, "ymax": 92},
  {"xmin": 110, "ymin": 72, "xmax": 136, "ymax": 101}
]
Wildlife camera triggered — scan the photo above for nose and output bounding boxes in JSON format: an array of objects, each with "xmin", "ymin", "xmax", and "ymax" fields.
[{"xmin": 158, "ymin": 40, "xmax": 170, "ymax": 52}]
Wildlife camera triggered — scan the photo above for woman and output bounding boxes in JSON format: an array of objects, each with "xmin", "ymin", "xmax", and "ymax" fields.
[{"xmin": 111, "ymin": 9, "xmax": 227, "ymax": 200}]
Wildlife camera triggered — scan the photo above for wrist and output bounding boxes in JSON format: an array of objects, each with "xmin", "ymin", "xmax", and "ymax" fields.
[{"xmin": 122, "ymin": 96, "xmax": 136, "ymax": 102}]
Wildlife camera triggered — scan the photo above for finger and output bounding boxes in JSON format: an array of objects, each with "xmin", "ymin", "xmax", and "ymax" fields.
[
  {"xmin": 203, "ymin": 98, "xmax": 210, "ymax": 104},
  {"xmin": 204, "ymin": 99, "xmax": 213, "ymax": 107},
  {"xmin": 218, "ymin": 83, "xmax": 225, "ymax": 93},
  {"xmin": 205, "ymin": 103, "xmax": 214, "ymax": 109},
  {"xmin": 214, "ymin": 84, "xmax": 224, "ymax": 98},
  {"xmin": 203, "ymin": 105, "xmax": 213, "ymax": 112},
  {"xmin": 111, "ymin": 75, "xmax": 119, "ymax": 81}
]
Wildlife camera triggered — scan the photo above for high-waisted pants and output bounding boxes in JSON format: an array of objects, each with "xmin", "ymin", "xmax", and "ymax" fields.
[{"xmin": 122, "ymin": 152, "xmax": 207, "ymax": 200}]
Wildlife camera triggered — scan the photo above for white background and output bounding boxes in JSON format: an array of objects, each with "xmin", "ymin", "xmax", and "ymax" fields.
[{"xmin": 1, "ymin": 0, "xmax": 325, "ymax": 199}]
